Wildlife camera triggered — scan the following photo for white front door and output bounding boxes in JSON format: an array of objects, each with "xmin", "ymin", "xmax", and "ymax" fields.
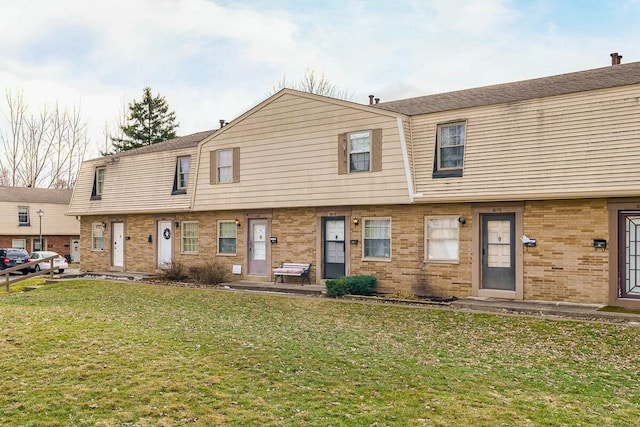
[
  {"xmin": 70, "ymin": 239, "xmax": 80, "ymax": 262},
  {"xmin": 157, "ymin": 221, "xmax": 173, "ymax": 269},
  {"xmin": 112, "ymin": 222, "xmax": 124, "ymax": 268}
]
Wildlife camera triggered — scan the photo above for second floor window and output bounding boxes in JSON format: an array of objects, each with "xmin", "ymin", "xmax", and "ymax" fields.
[
  {"xmin": 217, "ymin": 149, "xmax": 233, "ymax": 183},
  {"xmin": 177, "ymin": 157, "xmax": 190, "ymax": 190},
  {"xmin": 173, "ymin": 156, "xmax": 191, "ymax": 194},
  {"xmin": 434, "ymin": 122, "xmax": 466, "ymax": 177},
  {"xmin": 92, "ymin": 167, "xmax": 106, "ymax": 199},
  {"xmin": 210, "ymin": 148, "xmax": 240, "ymax": 184},
  {"xmin": 18, "ymin": 206, "xmax": 29, "ymax": 225},
  {"xmin": 349, "ymin": 131, "xmax": 371, "ymax": 172}
]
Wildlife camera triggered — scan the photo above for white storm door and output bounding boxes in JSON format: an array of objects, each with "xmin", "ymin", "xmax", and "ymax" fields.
[
  {"xmin": 112, "ymin": 222, "xmax": 124, "ymax": 268},
  {"xmin": 157, "ymin": 221, "xmax": 173, "ymax": 269}
]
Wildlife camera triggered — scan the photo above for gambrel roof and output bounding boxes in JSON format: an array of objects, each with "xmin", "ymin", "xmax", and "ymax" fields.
[
  {"xmin": 103, "ymin": 130, "xmax": 216, "ymax": 160},
  {"xmin": 373, "ymin": 61, "xmax": 640, "ymax": 115}
]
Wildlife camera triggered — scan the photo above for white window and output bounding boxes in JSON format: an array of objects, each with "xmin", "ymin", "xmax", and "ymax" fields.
[
  {"xmin": 349, "ymin": 131, "xmax": 371, "ymax": 172},
  {"xmin": 363, "ymin": 218, "xmax": 391, "ymax": 259},
  {"xmin": 436, "ymin": 122, "xmax": 466, "ymax": 172},
  {"xmin": 18, "ymin": 206, "xmax": 30, "ymax": 225},
  {"xmin": 93, "ymin": 167, "xmax": 106, "ymax": 197},
  {"xmin": 12, "ymin": 239, "xmax": 26, "ymax": 249},
  {"xmin": 92, "ymin": 223, "xmax": 104, "ymax": 251},
  {"xmin": 217, "ymin": 149, "xmax": 233, "ymax": 183},
  {"xmin": 425, "ymin": 217, "xmax": 459, "ymax": 262},
  {"xmin": 176, "ymin": 156, "xmax": 190, "ymax": 191},
  {"xmin": 217, "ymin": 220, "xmax": 237, "ymax": 255},
  {"xmin": 181, "ymin": 221, "xmax": 199, "ymax": 254}
]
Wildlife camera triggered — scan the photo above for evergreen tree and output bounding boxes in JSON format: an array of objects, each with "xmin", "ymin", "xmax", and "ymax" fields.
[{"xmin": 107, "ymin": 87, "xmax": 179, "ymax": 153}]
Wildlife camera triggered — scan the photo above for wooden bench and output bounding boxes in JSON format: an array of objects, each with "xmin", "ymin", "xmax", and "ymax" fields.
[{"xmin": 273, "ymin": 263, "xmax": 311, "ymax": 286}]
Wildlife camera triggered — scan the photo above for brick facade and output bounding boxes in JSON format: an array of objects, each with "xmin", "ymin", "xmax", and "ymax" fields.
[
  {"xmin": 0, "ymin": 234, "xmax": 79, "ymax": 260},
  {"xmin": 79, "ymin": 198, "xmax": 611, "ymax": 304}
]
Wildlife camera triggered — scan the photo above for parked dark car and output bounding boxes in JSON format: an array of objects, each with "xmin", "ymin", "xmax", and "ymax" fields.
[{"xmin": 0, "ymin": 248, "xmax": 32, "ymax": 275}]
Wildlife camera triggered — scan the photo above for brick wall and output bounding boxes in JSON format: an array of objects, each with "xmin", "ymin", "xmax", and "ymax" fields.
[
  {"xmin": 0, "ymin": 235, "xmax": 78, "ymax": 258},
  {"xmin": 522, "ymin": 199, "xmax": 609, "ymax": 304},
  {"xmin": 78, "ymin": 198, "xmax": 610, "ymax": 304}
]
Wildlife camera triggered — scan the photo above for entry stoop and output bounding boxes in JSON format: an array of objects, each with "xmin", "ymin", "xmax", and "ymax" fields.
[{"xmin": 220, "ymin": 281, "xmax": 325, "ymax": 296}]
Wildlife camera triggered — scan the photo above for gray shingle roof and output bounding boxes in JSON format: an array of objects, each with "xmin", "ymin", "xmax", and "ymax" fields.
[
  {"xmin": 0, "ymin": 186, "xmax": 73, "ymax": 204},
  {"xmin": 104, "ymin": 130, "xmax": 216, "ymax": 159},
  {"xmin": 372, "ymin": 61, "xmax": 640, "ymax": 116}
]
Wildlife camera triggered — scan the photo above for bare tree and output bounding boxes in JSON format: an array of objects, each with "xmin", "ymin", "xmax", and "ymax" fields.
[
  {"xmin": 0, "ymin": 88, "xmax": 89, "ymax": 189},
  {"xmin": 0, "ymin": 89, "xmax": 27, "ymax": 186},
  {"xmin": 271, "ymin": 69, "xmax": 353, "ymax": 100}
]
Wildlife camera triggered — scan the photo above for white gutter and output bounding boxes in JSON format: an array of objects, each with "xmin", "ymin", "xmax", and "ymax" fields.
[{"xmin": 397, "ymin": 117, "xmax": 416, "ymax": 203}]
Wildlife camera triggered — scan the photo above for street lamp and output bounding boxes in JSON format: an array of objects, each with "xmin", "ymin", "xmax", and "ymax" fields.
[{"xmin": 37, "ymin": 209, "xmax": 44, "ymax": 251}]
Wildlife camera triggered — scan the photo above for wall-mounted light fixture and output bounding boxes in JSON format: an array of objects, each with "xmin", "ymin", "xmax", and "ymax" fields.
[
  {"xmin": 593, "ymin": 239, "xmax": 607, "ymax": 251},
  {"xmin": 175, "ymin": 221, "xmax": 180, "ymax": 228},
  {"xmin": 101, "ymin": 222, "xmax": 107, "ymax": 229},
  {"xmin": 352, "ymin": 218, "xmax": 360, "ymax": 226},
  {"xmin": 458, "ymin": 217, "xmax": 466, "ymax": 225},
  {"xmin": 235, "ymin": 218, "xmax": 241, "ymax": 227}
]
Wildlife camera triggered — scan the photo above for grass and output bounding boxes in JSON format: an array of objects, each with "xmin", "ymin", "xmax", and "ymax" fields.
[{"xmin": 1, "ymin": 280, "xmax": 639, "ymax": 426}]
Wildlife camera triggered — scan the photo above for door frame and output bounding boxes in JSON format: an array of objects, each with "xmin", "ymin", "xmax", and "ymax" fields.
[
  {"xmin": 322, "ymin": 216, "xmax": 346, "ymax": 279},
  {"xmin": 315, "ymin": 208, "xmax": 352, "ymax": 284},
  {"xmin": 472, "ymin": 203, "xmax": 524, "ymax": 299},
  {"xmin": 156, "ymin": 220, "xmax": 174, "ymax": 269},
  {"xmin": 244, "ymin": 212, "xmax": 272, "ymax": 280},
  {"xmin": 111, "ymin": 221, "xmax": 125, "ymax": 271},
  {"xmin": 608, "ymin": 200, "xmax": 640, "ymax": 310}
]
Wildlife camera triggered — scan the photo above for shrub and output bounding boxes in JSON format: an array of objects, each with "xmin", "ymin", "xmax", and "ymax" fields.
[
  {"xmin": 159, "ymin": 262, "xmax": 189, "ymax": 281},
  {"xmin": 189, "ymin": 261, "xmax": 228, "ymax": 285},
  {"xmin": 325, "ymin": 275, "xmax": 377, "ymax": 297},
  {"xmin": 346, "ymin": 275, "xmax": 377, "ymax": 295},
  {"xmin": 325, "ymin": 278, "xmax": 349, "ymax": 297}
]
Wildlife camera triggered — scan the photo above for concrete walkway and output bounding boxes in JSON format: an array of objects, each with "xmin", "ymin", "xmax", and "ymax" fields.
[{"xmin": 55, "ymin": 272, "xmax": 640, "ymax": 324}]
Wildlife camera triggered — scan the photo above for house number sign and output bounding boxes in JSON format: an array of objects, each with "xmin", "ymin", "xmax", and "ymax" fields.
[{"xmin": 163, "ymin": 228, "xmax": 171, "ymax": 240}]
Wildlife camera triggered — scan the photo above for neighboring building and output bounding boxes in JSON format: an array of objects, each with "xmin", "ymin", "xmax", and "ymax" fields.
[
  {"xmin": 1, "ymin": 186, "xmax": 80, "ymax": 261},
  {"xmin": 68, "ymin": 57, "xmax": 640, "ymax": 309}
]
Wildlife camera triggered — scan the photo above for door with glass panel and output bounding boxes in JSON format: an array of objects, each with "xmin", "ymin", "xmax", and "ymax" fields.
[
  {"xmin": 248, "ymin": 219, "xmax": 267, "ymax": 276},
  {"xmin": 619, "ymin": 212, "xmax": 640, "ymax": 299},
  {"xmin": 323, "ymin": 217, "xmax": 345, "ymax": 279},
  {"xmin": 481, "ymin": 214, "xmax": 515, "ymax": 291}
]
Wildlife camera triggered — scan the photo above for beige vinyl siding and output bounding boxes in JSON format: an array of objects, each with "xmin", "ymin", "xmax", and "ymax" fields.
[
  {"xmin": 1, "ymin": 202, "xmax": 79, "ymax": 235},
  {"xmin": 194, "ymin": 92, "xmax": 410, "ymax": 210},
  {"xmin": 69, "ymin": 147, "xmax": 197, "ymax": 215},
  {"xmin": 412, "ymin": 84, "xmax": 640, "ymax": 202}
]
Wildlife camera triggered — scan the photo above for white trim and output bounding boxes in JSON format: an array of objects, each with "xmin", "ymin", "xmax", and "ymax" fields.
[{"xmin": 397, "ymin": 117, "xmax": 415, "ymax": 203}]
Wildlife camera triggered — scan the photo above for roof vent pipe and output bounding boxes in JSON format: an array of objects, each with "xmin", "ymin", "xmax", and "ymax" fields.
[
  {"xmin": 219, "ymin": 119, "xmax": 226, "ymax": 128},
  {"xmin": 610, "ymin": 52, "xmax": 622, "ymax": 65},
  {"xmin": 375, "ymin": 98, "xmax": 380, "ymax": 104},
  {"xmin": 369, "ymin": 95, "xmax": 374, "ymax": 105}
]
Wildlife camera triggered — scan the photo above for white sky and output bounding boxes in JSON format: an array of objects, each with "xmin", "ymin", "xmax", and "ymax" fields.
[{"xmin": 1, "ymin": 0, "xmax": 639, "ymax": 158}]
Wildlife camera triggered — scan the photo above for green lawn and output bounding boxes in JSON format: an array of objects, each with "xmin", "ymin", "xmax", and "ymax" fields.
[{"xmin": 1, "ymin": 280, "xmax": 639, "ymax": 426}]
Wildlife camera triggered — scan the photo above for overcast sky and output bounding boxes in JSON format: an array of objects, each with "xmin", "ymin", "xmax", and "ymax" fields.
[{"xmin": 1, "ymin": 0, "xmax": 639, "ymax": 157}]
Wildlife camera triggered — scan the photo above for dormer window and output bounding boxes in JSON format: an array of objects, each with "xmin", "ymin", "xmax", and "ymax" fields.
[
  {"xmin": 91, "ymin": 167, "xmax": 105, "ymax": 200},
  {"xmin": 172, "ymin": 156, "xmax": 191, "ymax": 194},
  {"xmin": 433, "ymin": 122, "xmax": 466, "ymax": 178}
]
